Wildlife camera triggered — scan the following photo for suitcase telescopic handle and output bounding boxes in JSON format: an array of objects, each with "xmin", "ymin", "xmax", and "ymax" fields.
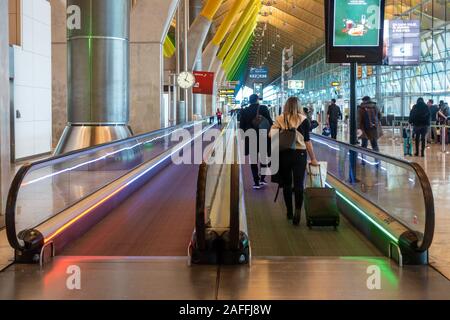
[{"xmin": 308, "ymin": 163, "xmax": 324, "ymax": 188}]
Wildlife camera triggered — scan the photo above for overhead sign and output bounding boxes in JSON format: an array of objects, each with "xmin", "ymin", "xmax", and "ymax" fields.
[
  {"xmin": 383, "ymin": 20, "xmax": 420, "ymax": 66},
  {"xmin": 288, "ymin": 80, "xmax": 305, "ymax": 90},
  {"xmin": 254, "ymin": 83, "xmax": 264, "ymax": 99},
  {"xmin": 219, "ymin": 89, "xmax": 235, "ymax": 96},
  {"xmin": 249, "ymin": 67, "xmax": 268, "ymax": 79},
  {"xmin": 331, "ymin": 81, "xmax": 340, "ymax": 86},
  {"xmin": 193, "ymin": 71, "xmax": 214, "ymax": 95},
  {"xmin": 325, "ymin": 0, "xmax": 386, "ymax": 63}
]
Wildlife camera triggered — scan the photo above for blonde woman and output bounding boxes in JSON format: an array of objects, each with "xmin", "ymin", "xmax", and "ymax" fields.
[{"xmin": 270, "ymin": 97, "xmax": 319, "ymax": 225}]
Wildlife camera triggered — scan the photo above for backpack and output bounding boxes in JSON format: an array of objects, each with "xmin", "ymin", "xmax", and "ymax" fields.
[
  {"xmin": 362, "ymin": 106, "xmax": 379, "ymax": 130},
  {"xmin": 251, "ymin": 105, "xmax": 271, "ymax": 130},
  {"xmin": 278, "ymin": 115, "xmax": 297, "ymax": 152}
]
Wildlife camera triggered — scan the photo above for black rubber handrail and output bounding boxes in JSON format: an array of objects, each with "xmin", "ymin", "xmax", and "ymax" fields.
[
  {"xmin": 311, "ymin": 133, "xmax": 435, "ymax": 252},
  {"xmin": 195, "ymin": 163, "xmax": 208, "ymax": 251},
  {"xmin": 6, "ymin": 120, "xmax": 206, "ymax": 252},
  {"xmin": 229, "ymin": 162, "xmax": 240, "ymax": 250}
]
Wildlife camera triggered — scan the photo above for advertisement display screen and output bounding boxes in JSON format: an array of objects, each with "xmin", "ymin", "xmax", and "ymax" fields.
[
  {"xmin": 383, "ymin": 20, "xmax": 420, "ymax": 66},
  {"xmin": 325, "ymin": 0, "xmax": 385, "ymax": 63}
]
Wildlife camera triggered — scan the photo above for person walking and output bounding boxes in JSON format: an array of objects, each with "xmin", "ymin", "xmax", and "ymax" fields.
[
  {"xmin": 358, "ymin": 96, "xmax": 382, "ymax": 152},
  {"xmin": 327, "ymin": 99, "xmax": 342, "ymax": 140},
  {"xmin": 409, "ymin": 98, "xmax": 431, "ymax": 157},
  {"xmin": 270, "ymin": 97, "xmax": 319, "ymax": 225},
  {"xmin": 437, "ymin": 102, "xmax": 449, "ymax": 144},
  {"xmin": 240, "ymin": 94, "xmax": 273, "ymax": 189},
  {"xmin": 216, "ymin": 108, "xmax": 223, "ymax": 125},
  {"xmin": 427, "ymin": 99, "xmax": 439, "ymax": 143}
]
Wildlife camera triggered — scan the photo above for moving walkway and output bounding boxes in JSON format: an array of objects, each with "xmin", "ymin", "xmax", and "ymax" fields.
[
  {"xmin": 5, "ymin": 120, "xmax": 216, "ymax": 263},
  {"xmin": 192, "ymin": 116, "xmax": 435, "ymax": 266}
]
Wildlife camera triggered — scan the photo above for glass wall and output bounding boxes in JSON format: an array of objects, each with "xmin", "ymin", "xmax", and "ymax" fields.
[{"xmin": 268, "ymin": 0, "xmax": 450, "ymax": 118}]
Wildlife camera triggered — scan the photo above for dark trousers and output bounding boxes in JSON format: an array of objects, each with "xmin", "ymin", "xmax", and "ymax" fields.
[
  {"xmin": 361, "ymin": 137, "xmax": 379, "ymax": 152},
  {"xmin": 280, "ymin": 150, "xmax": 307, "ymax": 214},
  {"xmin": 250, "ymin": 155, "xmax": 268, "ymax": 184},
  {"xmin": 330, "ymin": 122, "xmax": 338, "ymax": 139},
  {"xmin": 414, "ymin": 126, "xmax": 428, "ymax": 155},
  {"xmin": 217, "ymin": 117, "xmax": 222, "ymax": 125}
]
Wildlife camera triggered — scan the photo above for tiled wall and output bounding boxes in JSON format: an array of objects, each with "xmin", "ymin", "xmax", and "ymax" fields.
[{"xmin": 12, "ymin": 0, "xmax": 52, "ymax": 159}]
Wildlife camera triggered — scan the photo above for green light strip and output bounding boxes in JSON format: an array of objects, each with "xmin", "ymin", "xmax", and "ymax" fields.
[{"xmin": 326, "ymin": 182, "xmax": 399, "ymax": 244}]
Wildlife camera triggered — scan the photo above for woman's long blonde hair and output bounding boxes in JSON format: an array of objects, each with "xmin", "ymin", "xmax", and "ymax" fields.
[{"xmin": 283, "ymin": 97, "xmax": 301, "ymax": 121}]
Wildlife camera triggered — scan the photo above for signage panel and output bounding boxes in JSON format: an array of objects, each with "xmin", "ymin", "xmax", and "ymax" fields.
[
  {"xmin": 193, "ymin": 71, "xmax": 214, "ymax": 95},
  {"xmin": 383, "ymin": 20, "xmax": 420, "ymax": 66},
  {"xmin": 325, "ymin": 0, "xmax": 386, "ymax": 63},
  {"xmin": 288, "ymin": 80, "xmax": 305, "ymax": 90},
  {"xmin": 249, "ymin": 67, "xmax": 269, "ymax": 79}
]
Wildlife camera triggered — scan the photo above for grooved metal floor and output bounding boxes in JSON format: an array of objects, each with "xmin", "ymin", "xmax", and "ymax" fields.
[{"xmin": 0, "ymin": 256, "xmax": 449, "ymax": 300}]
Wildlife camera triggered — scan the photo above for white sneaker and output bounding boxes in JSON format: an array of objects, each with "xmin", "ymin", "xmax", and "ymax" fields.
[{"xmin": 253, "ymin": 184, "xmax": 262, "ymax": 190}]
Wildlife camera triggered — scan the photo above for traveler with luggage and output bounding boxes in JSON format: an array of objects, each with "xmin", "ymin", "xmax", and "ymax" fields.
[
  {"xmin": 358, "ymin": 96, "xmax": 382, "ymax": 152},
  {"xmin": 240, "ymin": 94, "xmax": 273, "ymax": 189},
  {"xmin": 327, "ymin": 99, "xmax": 342, "ymax": 140},
  {"xmin": 270, "ymin": 97, "xmax": 319, "ymax": 225},
  {"xmin": 409, "ymin": 98, "xmax": 431, "ymax": 157},
  {"xmin": 304, "ymin": 163, "xmax": 340, "ymax": 229}
]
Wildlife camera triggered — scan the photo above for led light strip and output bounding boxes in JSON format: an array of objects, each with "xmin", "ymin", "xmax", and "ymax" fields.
[
  {"xmin": 22, "ymin": 123, "xmax": 200, "ymax": 186},
  {"xmin": 325, "ymin": 182, "xmax": 398, "ymax": 244},
  {"xmin": 44, "ymin": 124, "xmax": 214, "ymax": 243}
]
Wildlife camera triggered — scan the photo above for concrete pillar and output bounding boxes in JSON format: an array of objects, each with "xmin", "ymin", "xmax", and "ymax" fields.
[
  {"xmin": 51, "ymin": 0, "xmax": 68, "ymax": 149},
  {"xmin": 0, "ymin": 0, "xmax": 11, "ymax": 224},
  {"xmin": 187, "ymin": 0, "xmax": 223, "ymax": 70},
  {"xmin": 190, "ymin": 0, "xmax": 203, "ymax": 118},
  {"xmin": 130, "ymin": 0, "xmax": 179, "ymax": 133}
]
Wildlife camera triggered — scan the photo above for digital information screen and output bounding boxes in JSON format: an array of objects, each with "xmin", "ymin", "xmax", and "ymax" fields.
[
  {"xmin": 383, "ymin": 20, "xmax": 420, "ymax": 66},
  {"xmin": 333, "ymin": 0, "xmax": 382, "ymax": 47},
  {"xmin": 325, "ymin": 0, "xmax": 385, "ymax": 63}
]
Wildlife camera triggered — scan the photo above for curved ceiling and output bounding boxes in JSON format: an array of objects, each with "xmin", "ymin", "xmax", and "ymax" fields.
[{"xmin": 211, "ymin": 0, "xmax": 445, "ymax": 84}]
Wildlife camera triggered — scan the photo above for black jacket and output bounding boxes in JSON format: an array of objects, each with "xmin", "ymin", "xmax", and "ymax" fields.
[
  {"xmin": 239, "ymin": 103, "xmax": 273, "ymax": 131},
  {"xmin": 239, "ymin": 104, "xmax": 273, "ymax": 156},
  {"xmin": 409, "ymin": 102, "xmax": 431, "ymax": 127}
]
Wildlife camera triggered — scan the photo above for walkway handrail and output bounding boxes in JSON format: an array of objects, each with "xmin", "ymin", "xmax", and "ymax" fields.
[{"xmin": 311, "ymin": 133, "xmax": 435, "ymax": 252}]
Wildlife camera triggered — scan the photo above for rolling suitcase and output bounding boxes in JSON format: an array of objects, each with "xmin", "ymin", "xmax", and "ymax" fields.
[
  {"xmin": 304, "ymin": 164, "xmax": 340, "ymax": 229},
  {"xmin": 403, "ymin": 126, "xmax": 413, "ymax": 156}
]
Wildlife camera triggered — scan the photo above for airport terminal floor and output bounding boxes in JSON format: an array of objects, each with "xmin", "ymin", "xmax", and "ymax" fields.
[{"xmin": 2, "ymin": 0, "xmax": 450, "ymax": 306}]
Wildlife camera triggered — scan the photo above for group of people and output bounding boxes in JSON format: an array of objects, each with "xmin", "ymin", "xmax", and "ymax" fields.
[
  {"xmin": 236, "ymin": 92, "xmax": 450, "ymax": 225},
  {"xmin": 240, "ymin": 94, "xmax": 319, "ymax": 225},
  {"xmin": 408, "ymin": 98, "xmax": 449, "ymax": 157}
]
